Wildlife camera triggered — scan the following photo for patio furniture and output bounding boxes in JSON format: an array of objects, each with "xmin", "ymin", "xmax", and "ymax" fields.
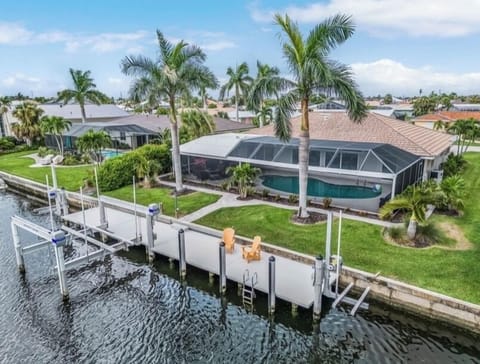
[
  {"xmin": 242, "ymin": 236, "xmax": 261, "ymax": 263},
  {"xmin": 39, "ymin": 154, "xmax": 54, "ymax": 165},
  {"xmin": 223, "ymin": 227, "xmax": 235, "ymax": 253}
]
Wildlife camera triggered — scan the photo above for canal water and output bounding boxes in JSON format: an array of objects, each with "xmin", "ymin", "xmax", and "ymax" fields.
[{"xmin": 0, "ymin": 191, "xmax": 479, "ymax": 363}]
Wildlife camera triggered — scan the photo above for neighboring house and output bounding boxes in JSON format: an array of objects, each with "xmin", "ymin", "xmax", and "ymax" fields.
[
  {"xmin": 412, "ymin": 111, "xmax": 480, "ymax": 130},
  {"xmin": 2, "ymin": 102, "xmax": 130, "ymax": 137},
  {"xmin": 179, "ymin": 112, "xmax": 453, "ymax": 212},
  {"xmin": 226, "ymin": 109, "xmax": 256, "ymax": 124},
  {"xmin": 370, "ymin": 103, "xmax": 414, "ymax": 120},
  {"xmin": 106, "ymin": 114, "xmax": 256, "ymax": 134},
  {"xmin": 451, "ymin": 103, "xmax": 480, "ymax": 111},
  {"xmin": 45, "ymin": 122, "xmax": 157, "ymax": 151}
]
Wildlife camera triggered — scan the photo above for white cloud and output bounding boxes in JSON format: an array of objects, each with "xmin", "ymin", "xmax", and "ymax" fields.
[
  {"xmin": 201, "ymin": 40, "xmax": 236, "ymax": 51},
  {"xmin": 0, "ymin": 22, "xmax": 149, "ymax": 53},
  {"xmin": 249, "ymin": 0, "xmax": 480, "ymax": 37},
  {"xmin": 351, "ymin": 59, "xmax": 480, "ymax": 96},
  {"xmin": 1, "ymin": 73, "xmax": 64, "ymax": 96}
]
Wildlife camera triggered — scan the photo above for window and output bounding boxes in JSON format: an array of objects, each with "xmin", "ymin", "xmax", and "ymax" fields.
[
  {"xmin": 309, "ymin": 150, "xmax": 321, "ymax": 166},
  {"xmin": 341, "ymin": 152, "xmax": 358, "ymax": 170},
  {"xmin": 120, "ymin": 132, "xmax": 126, "ymax": 141}
]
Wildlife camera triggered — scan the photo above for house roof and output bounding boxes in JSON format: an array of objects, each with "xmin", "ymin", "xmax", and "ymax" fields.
[
  {"xmin": 40, "ymin": 103, "xmax": 130, "ymax": 120},
  {"xmin": 63, "ymin": 122, "xmax": 156, "ymax": 137},
  {"xmin": 106, "ymin": 114, "xmax": 255, "ymax": 134},
  {"xmin": 412, "ymin": 111, "xmax": 480, "ymax": 122},
  {"xmin": 248, "ymin": 111, "xmax": 453, "ymax": 157}
]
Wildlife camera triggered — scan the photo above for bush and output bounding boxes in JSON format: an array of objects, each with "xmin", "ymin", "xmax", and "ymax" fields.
[
  {"xmin": 442, "ymin": 153, "xmax": 466, "ymax": 177},
  {"xmin": 156, "ymin": 107, "xmax": 170, "ymax": 115},
  {"xmin": 388, "ymin": 226, "xmax": 405, "ymax": 241},
  {"xmin": 323, "ymin": 197, "xmax": 333, "ymax": 209},
  {"xmin": 288, "ymin": 194, "xmax": 299, "ymax": 204},
  {"xmin": 63, "ymin": 154, "xmax": 81, "ymax": 166},
  {"xmin": 208, "ymin": 103, "xmax": 217, "ymax": 109},
  {"xmin": 0, "ymin": 138, "xmax": 15, "ymax": 151},
  {"xmin": 274, "ymin": 194, "xmax": 281, "ymax": 202},
  {"xmin": 262, "ymin": 189, "xmax": 270, "ymax": 198},
  {"xmin": 416, "ymin": 222, "xmax": 444, "ymax": 245},
  {"xmin": 220, "ymin": 181, "xmax": 229, "ymax": 191}
]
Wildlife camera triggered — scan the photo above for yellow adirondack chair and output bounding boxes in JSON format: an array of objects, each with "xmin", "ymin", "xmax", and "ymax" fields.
[
  {"xmin": 242, "ymin": 236, "xmax": 261, "ymax": 263},
  {"xmin": 223, "ymin": 228, "xmax": 235, "ymax": 253}
]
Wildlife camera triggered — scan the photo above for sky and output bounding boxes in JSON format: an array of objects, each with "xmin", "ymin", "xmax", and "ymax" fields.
[{"xmin": 1, "ymin": 0, "xmax": 480, "ymax": 99}]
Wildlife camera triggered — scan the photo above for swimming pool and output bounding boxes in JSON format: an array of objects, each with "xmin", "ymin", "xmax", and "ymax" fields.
[
  {"xmin": 262, "ymin": 175, "xmax": 381, "ymax": 199},
  {"xmin": 101, "ymin": 150, "xmax": 124, "ymax": 159}
]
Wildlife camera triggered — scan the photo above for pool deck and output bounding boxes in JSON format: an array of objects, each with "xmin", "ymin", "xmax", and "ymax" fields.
[{"xmin": 62, "ymin": 205, "xmax": 317, "ymax": 308}]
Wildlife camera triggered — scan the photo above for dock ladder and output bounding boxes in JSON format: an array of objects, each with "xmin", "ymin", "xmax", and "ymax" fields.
[{"xmin": 242, "ymin": 269, "xmax": 258, "ymax": 307}]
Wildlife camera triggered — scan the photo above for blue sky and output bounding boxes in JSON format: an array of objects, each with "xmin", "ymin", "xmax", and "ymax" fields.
[{"xmin": 1, "ymin": 0, "xmax": 480, "ymax": 98}]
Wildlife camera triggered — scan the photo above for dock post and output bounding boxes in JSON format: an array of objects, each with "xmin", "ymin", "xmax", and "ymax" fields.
[
  {"xmin": 50, "ymin": 164, "xmax": 61, "ymax": 216},
  {"xmin": 219, "ymin": 242, "xmax": 226, "ymax": 294},
  {"xmin": 268, "ymin": 256, "xmax": 276, "ymax": 315},
  {"xmin": 59, "ymin": 187, "xmax": 69, "ymax": 216},
  {"xmin": 98, "ymin": 197, "xmax": 108, "ymax": 229},
  {"xmin": 146, "ymin": 203, "xmax": 159, "ymax": 263},
  {"xmin": 313, "ymin": 256, "xmax": 325, "ymax": 320},
  {"xmin": 11, "ymin": 222, "xmax": 25, "ymax": 273},
  {"xmin": 178, "ymin": 229, "xmax": 186, "ymax": 278},
  {"xmin": 51, "ymin": 231, "xmax": 69, "ymax": 300}
]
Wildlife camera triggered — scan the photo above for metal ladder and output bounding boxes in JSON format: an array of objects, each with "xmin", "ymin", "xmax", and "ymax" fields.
[{"xmin": 242, "ymin": 269, "xmax": 258, "ymax": 307}]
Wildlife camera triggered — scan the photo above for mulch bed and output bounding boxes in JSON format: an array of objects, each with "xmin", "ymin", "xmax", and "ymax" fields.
[{"xmin": 290, "ymin": 211, "xmax": 327, "ymax": 225}]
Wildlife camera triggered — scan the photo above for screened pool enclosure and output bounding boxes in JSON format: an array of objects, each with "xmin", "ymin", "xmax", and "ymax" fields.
[{"xmin": 180, "ymin": 134, "xmax": 424, "ymax": 209}]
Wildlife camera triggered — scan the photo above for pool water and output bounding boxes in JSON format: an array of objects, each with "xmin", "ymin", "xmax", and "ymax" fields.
[
  {"xmin": 101, "ymin": 150, "xmax": 124, "ymax": 159},
  {"xmin": 262, "ymin": 175, "xmax": 381, "ymax": 199}
]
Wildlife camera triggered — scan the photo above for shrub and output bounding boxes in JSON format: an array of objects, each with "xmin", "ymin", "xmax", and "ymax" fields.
[
  {"xmin": 387, "ymin": 226, "xmax": 405, "ymax": 241},
  {"xmin": 0, "ymin": 138, "xmax": 15, "ymax": 151},
  {"xmin": 274, "ymin": 194, "xmax": 281, "ymax": 202},
  {"xmin": 220, "ymin": 181, "xmax": 229, "ymax": 191},
  {"xmin": 288, "ymin": 194, "xmax": 299, "ymax": 204},
  {"xmin": 63, "ymin": 154, "xmax": 80, "ymax": 166},
  {"xmin": 262, "ymin": 189, "xmax": 270, "ymax": 198},
  {"xmin": 323, "ymin": 197, "xmax": 333, "ymax": 209},
  {"xmin": 416, "ymin": 222, "xmax": 444, "ymax": 245},
  {"xmin": 442, "ymin": 153, "xmax": 466, "ymax": 177},
  {"xmin": 37, "ymin": 146, "xmax": 49, "ymax": 157},
  {"xmin": 207, "ymin": 103, "xmax": 217, "ymax": 109},
  {"xmin": 156, "ymin": 107, "xmax": 170, "ymax": 115}
]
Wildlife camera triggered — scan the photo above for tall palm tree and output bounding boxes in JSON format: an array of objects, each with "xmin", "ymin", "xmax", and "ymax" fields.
[
  {"xmin": 198, "ymin": 72, "xmax": 219, "ymax": 111},
  {"xmin": 57, "ymin": 69, "xmax": 110, "ymax": 124},
  {"xmin": 380, "ymin": 185, "xmax": 434, "ymax": 240},
  {"xmin": 0, "ymin": 96, "xmax": 11, "ymax": 136},
  {"xmin": 254, "ymin": 105, "xmax": 273, "ymax": 127},
  {"xmin": 121, "ymin": 30, "xmax": 215, "ymax": 192},
  {"xmin": 448, "ymin": 118, "xmax": 480, "ymax": 154},
  {"xmin": 219, "ymin": 62, "xmax": 252, "ymax": 123},
  {"xmin": 272, "ymin": 14, "xmax": 367, "ymax": 218},
  {"xmin": 76, "ymin": 129, "xmax": 111, "ymax": 164},
  {"xmin": 248, "ymin": 60, "xmax": 290, "ymax": 127},
  {"xmin": 180, "ymin": 109, "xmax": 215, "ymax": 138},
  {"xmin": 39, "ymin": 116, "xmax": 72, "ymax": 156},
  {"xmin": 11, "ymin": 101, "xmax": 44, "ymax": 146},
  {"xmin": 433, "ymin": 120, "xmax": 446, "ymax": 131}
]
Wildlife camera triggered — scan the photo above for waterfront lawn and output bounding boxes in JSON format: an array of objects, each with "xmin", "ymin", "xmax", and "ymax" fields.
[
  {"xmin": 0, "ymin": 151, "xmax": 91, "ymax": 191},
  {"xmin": 104, "ymin": 185, "xmax": 221, "ymax": 217},
  {"xmin": 194, "ymin": 205, "xmax": 480, "ymax": 304}
]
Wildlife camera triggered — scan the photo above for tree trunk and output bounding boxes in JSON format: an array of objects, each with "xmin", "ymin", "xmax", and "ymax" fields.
[
  {"xmin": 169, "ymin": 97, "xmax": 183, "ymax": 192},
  {"xmin": 298, "ymin": 98, "xmax": 310, "ymax": 218},
  {"xmin": 55, "ymin": 135, "xmax": 62, "ymax": 155},
  {"xmin": 203, "ymin": 93, "xmax": 207, "ymax": 112},
  {"xmin": 235, "ymin": 85, "xmax": 239, "ymax": 123},
  {"xmin": 406, "ymin": 217, "xmax": 417, "ymax": 240},
  {"xmin": 80, "ymin": 103, "xmax": 87, "ymax": 124}
]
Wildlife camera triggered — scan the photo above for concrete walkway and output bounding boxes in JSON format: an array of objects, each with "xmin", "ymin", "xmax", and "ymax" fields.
[{"xmin": 160, "ymin": 180, "xmax": 398, "ymax": 228}]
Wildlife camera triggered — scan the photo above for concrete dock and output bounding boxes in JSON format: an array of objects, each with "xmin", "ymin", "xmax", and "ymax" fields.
[{"xmin": 63, "ymin": 205, "xmax": 316, "ymax": 308}]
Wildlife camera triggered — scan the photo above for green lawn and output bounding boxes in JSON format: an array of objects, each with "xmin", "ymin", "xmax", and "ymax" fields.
[
  {"xmin": 104, "ymin": 185, "xmax": 221, "ymax": 217},
  {"xmin": 0, "ymin": 151, "xmax": 92, "ymax": 191},
  {"xmin": 195, "ymin": 205, "xmax": 480, "ymax": 304}
]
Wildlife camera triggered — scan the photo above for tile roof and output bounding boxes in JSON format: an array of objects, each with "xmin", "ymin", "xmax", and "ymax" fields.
[
  {"xmin": 413, "ymin": 111, "xmax": 480, "ymax": 122},
  {"xmin": 40, "ymin": 103, "xmax": 130, "ymax": 119},
  {"xmin": 248, "ymin": 111, "xmax": 453, "ymax": 157}
]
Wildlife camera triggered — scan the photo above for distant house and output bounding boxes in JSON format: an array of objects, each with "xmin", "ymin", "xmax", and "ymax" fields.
[
  {"xmin": 412, "ymin": 111, "xmax": 480, "ymax": 130},
  {"xmin": 45, "ymin": 122, "xmax": 157, "ymax": 151},
  {"xmin": 226, "ymin": 109, "xmax": 256, "ymax": 124},
  {"xmin": 451, "ymin": 103, "xmax": 480, "ymax": 111}
]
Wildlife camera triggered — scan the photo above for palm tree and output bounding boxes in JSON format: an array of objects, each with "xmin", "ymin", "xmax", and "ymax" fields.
[
  {"xmin": 439, "ymin": 175, "xmax": 465, "ymax": 212},
  {"xmin": 76, "ymin": 129, "xmax": 111, "ymax": 163},
  {"xmin": 433, "ymin": 120, "xmax": 446, "ymax": 131},
  {"xmin": 198, "ymin": 72, "xmax": 219, "ymax": 111},
  {"xmin": 254, "ymin": 105, "xmax": 273, "ymax": 127},
  {"xmin": 39, "ymin": 116, "xmax": 72, "ymax": 156},
  {"xmin": 57, "ymin": 69, "xmax": 110, "ymax": 124},
  {"xmin": 11, "ymin": 101, "xmax": 44, "ymax": 145},
  {"xmin": 219, "ymin": 62, "xmax": 252, "ymax": 122},
  {"xmin": 226, "ymin": 163, "xmax": 261, "ymax": 199},
  {"xmin": 135, "ymin": 155, "xmax": 161, "ymax": 188},
  {"xmin": 272, "ymin": 14, "xmax": 367, "ymax": 218},
  {"xmin": 448, "ymin": 118, "xmax": 480, "ymax": 154},
  {"xmin": 180, "ymin": 109, "xmax": 215, "ymax": 138},
  {"xmin": 0, "ymin": 96, "xmax": 11, "ymax": 136},
  {"xmin": 121, "ymin": 30, "xmax": 215, "ymax": 193},
  {"xmin": 248, "ymin": 60, "xmax": 289, "ymax": 127},
  {"xmin": 380, "ymin": 185, "xmax": 434, "ymax": 240}
]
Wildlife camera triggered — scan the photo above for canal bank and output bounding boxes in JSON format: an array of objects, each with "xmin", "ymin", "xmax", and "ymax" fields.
[{"xmin": 1, "ymin": 170, "xmax": 479, "ymax": 334}]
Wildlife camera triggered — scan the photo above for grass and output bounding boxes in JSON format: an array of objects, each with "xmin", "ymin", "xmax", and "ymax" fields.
[
  {"xmin": 104, "ymin": 184, "xmax": 221, "ymax": 217},
  {"xmin": 0, "ymin": 151, "xmax": 92, "ymax": 191},
  {"xmin": 195, "ymin": 204, "xmax": 480, "ymax": 304}
]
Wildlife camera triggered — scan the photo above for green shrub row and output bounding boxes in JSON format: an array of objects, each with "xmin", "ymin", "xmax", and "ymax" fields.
[{"xmin": 97, "ymin": 143, "xmax": 171, "ymax": 191}]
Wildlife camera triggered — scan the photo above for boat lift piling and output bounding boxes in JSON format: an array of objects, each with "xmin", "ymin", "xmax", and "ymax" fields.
[
  {"xmin": 94, "ymin": 168, "xmax": 108, "ymax": 229},
  {"xmin": 219, "ymin": 242, "xmax": 226, "ymax": 294},
  {"xmin": 50, "ymin": 164, "xmax": 62, "ymax": 216},
  {"xmin": 146, "ymin": 203, "xmax": 159, "ymax": 263},
  {"xmin": 178, "ymin": 229, "xmax": 186, "ymax": 279},
  {"xmin": 313, "ymin": 256, "xmax": 325, "ymax": 319},
  {"xmin": 268, "ymin": 256, "xmax": 276, "ymax": 315}
]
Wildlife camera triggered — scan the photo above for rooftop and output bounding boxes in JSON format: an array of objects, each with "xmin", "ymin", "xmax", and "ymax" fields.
[
  {"xmin": 412, "ymin": 111, "xmax": 480, "ymax": 122},
  {"xmin": 248, "ymin": 111, "xmax": 453, "ymax": 157},
  {"xmin": 63, "ymin": 122, "xmax": 156, "ymax": 137},
  {"xmin": 40, "ymin": 103, "xmax": 130, "ymax": 120}
]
